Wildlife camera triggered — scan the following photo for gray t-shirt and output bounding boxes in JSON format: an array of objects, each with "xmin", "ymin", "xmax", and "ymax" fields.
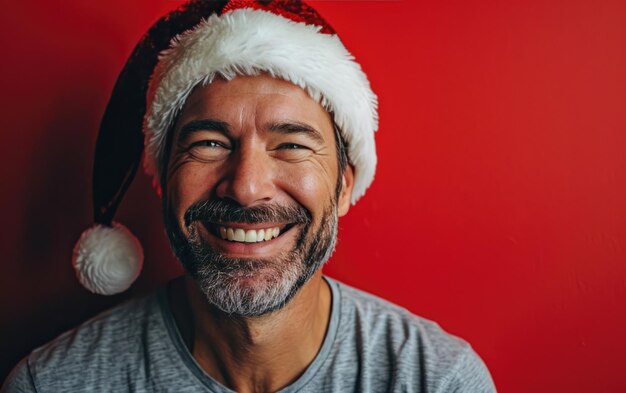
[{"xmin": 2, "ymin": 277, "xmax": 496, "ymax": 392}]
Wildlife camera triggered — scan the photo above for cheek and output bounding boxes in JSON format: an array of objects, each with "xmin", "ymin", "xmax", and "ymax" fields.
[
  {"xmin": 167, "ymin": 165, "xmax": 217, "ymax": 218},
  {"xmin": 279, "ymin": 164, "xmax": 336, "ymax": 211}
]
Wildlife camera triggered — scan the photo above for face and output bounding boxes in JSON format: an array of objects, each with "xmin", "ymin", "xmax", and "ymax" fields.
[{"xmin": 163, "ymin": 74, "xmax": 354, "ymax": 316}]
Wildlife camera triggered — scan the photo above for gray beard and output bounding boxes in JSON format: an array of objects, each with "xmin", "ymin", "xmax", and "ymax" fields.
[{"xmin": 164, "ymin": 200, "xmax": 338, "ymax": 317}]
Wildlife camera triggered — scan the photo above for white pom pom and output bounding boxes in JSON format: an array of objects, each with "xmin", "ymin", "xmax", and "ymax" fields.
[{"xmin": 72, "ymin": 223, "xmax": 144, "ymax": 295}]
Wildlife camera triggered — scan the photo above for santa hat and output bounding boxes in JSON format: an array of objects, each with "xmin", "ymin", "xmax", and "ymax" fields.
[{"xmin": 73, "ymin": 0, "xmax": 379, "ymax": 295}]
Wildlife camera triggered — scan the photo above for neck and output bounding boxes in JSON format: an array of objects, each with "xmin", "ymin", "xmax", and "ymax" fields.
[{"xmin": 168, "ymin": 272, "xmax": 332, "ymax": 393}]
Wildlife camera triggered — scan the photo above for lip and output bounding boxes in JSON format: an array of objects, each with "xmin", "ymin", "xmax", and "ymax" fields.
[{"xmin": 197, "ymin": 221, "xmax": 299, "ymax": 257}]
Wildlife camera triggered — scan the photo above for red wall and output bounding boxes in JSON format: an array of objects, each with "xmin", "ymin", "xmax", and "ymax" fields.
[{"xmin": 2, "ymin": 1, "xmax": 626, "ymax": 391}]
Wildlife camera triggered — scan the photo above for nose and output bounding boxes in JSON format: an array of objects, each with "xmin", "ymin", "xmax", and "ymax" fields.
[{"xmin": 215, "ymin": 145, "xmax": 276, "ymax": 206}]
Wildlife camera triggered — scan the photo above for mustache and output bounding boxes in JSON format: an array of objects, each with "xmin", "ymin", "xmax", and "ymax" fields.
[{"xmin": 184, "ymin": 199, "xmax": 312, "ymax": 227}]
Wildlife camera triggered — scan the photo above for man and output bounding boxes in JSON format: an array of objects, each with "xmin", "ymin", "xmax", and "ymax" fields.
[{"xmin": 3, "ymin": 1, "xmax": 496, "ymax": 392}]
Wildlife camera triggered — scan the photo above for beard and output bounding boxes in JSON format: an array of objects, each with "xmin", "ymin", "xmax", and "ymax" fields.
[{"xmin": 163, "ymin": 197, "xmax": 339, "ymax": 317}]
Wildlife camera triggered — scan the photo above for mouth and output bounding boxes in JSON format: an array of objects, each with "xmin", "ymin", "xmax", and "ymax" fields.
[{"xmin": 202, "ymin": 221, "xmax": 296, "ymax": 243}]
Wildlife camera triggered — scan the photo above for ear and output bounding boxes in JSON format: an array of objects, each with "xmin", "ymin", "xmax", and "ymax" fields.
[{"xmin": 338, "ymin": 164, "xmax": 355, "ymax": 217}]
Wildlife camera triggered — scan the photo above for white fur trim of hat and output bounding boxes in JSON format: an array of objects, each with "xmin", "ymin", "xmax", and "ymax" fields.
[{"xmin": 144, "ymin": 8, "xmax": 378, "ymax": 204}]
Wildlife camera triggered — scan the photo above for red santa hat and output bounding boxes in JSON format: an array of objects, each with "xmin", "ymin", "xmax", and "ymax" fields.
[{"xmin": 73, "ymin": 0, "xmax": 379, "ymax": 295}]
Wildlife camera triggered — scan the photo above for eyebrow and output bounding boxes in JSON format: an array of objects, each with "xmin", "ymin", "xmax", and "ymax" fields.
[
  {"xmin": 177, "ymin": 119, "xmax": 231, "ymax": 141},
  {"xmin": 268, "ymin": 121, "xmax": 325, "ymax": 145}
]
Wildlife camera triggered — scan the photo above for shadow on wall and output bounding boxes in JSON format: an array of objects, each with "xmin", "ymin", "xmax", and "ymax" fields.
[
  {"xmin": 0, "ymin": 53, "xmax": 186, "ymax": 381},
  {"xmin": 0, "ymin": 81, "xmax": 133, "ymax": 381},
  {"xmin": 0, "ymin": 79, "xmax": 181, "ymax": 381}
]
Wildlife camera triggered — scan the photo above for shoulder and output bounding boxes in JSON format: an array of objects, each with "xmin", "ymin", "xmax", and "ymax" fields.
[
  {"xmin": 3, "ymin": 292, "xmax": 163, "ymax": 393},
  {"xmin": 329, "ymin": 278, "xmax": 496, "ymax": 392},
  {"xmin": 333, "ymin": 278, "xmax": 467, "ymax": 357},
  {"xmin": 1, "ymin": 357, "xmax": 37, "ymax": 393}
]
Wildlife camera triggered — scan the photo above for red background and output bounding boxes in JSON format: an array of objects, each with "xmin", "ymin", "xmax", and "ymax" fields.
[{"xmin": 2, "ymin": 1, "xmax": 626, "ymax": 391}]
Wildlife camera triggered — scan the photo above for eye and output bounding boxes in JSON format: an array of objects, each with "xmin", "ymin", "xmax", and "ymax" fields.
[
  {"xmin": 279, "ymin": 143, "xmax": 307, "ymax": 150},
  {"xmin": 188, "ymin": 140, "xmax": 231, "ymax": 161},
  {"xmin": 273, "ymin": 143, "xmax": 313, "ymax": 161},
  {"xmin": 192, "ymin": 140, "xmax": 225, "ymax": 148}
]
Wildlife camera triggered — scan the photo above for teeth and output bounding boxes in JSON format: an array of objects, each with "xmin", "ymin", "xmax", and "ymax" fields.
[
  {"xmin": 234, "ymin": 229, "xmax": 245, "ymax": 242},
  {"xmin": 218, "ymin": 226, "xmax": 282, "ymax": 243},
  {"xmin": 244, "ymin": 230, "xmax": 256, "ymax": 243}
]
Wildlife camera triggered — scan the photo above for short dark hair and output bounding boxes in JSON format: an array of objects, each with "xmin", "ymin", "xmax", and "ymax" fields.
[{"xmin": 333, "ymin": 122, "xmax": 349, "ymax": 199}]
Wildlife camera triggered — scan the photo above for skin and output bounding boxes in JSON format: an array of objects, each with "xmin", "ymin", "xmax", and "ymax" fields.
[{"xmin": 165, "ymin": 74, "xmax": 354, "ymax": 393}]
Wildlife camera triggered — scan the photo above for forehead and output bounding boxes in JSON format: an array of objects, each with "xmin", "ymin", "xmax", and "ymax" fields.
[{"xmin": 176, "ymin": 74, "xmax": 333, "ymax": 131}]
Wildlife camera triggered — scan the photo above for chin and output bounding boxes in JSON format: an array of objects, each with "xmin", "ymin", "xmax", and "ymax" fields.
[{"xmin": 195, "ymin": 257, "xmax": 308, "ymax": 316}]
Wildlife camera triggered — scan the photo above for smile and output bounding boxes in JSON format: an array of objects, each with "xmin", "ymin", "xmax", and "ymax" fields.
[{"xmin": 202, "ymin": 222, "xmax": 295, "ymax": 243}]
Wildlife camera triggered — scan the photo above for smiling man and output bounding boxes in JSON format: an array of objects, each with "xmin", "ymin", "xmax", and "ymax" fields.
[
  {"xmin": 164, "ymin": 75, "xmax": 351, "ymax": 321},
  {"xmin": 3, "ymin": 1, "xmax": 495, "ymax": 392}
]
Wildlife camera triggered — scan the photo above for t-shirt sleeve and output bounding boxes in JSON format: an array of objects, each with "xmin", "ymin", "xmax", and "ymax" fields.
[
  {"xmin": 1, "ymin": 358, "xmax": 38, "ymax": 393},
  {"xmin": 436, "ymin": 347, "xmax": 497, "ymax": 393}
]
